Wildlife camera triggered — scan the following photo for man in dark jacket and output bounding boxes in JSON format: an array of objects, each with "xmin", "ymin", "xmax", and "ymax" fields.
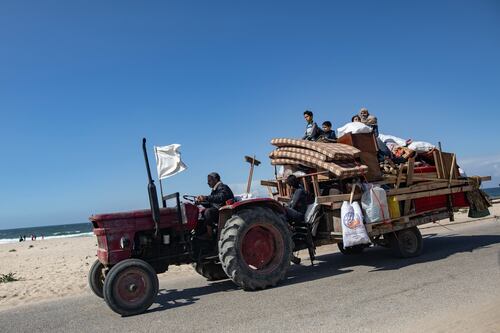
[
  {"xmin": 196, "ymin": 172, "xmax": 234, "ymax": 238},
  {"xmin": 302, "ymin": 110, "xmax": 321, "ymax": 141},
  {"xmin": 284, "ymin": 175, "xmax": 308, "ymax": 223}
]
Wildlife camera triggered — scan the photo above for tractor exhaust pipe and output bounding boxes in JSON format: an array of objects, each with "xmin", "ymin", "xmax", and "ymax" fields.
[{"xmin": 142, "ymin": 138, "xmax": 161, "ymax": 238}]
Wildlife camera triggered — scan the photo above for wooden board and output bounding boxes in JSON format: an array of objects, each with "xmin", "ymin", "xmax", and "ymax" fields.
[
  {"xmin": 393, "ymin": 185, "xmax": 473, "ymax": 201},
  {"xmin": 383, "ymin": 174, "xmax": 466, "ymax": 184},
  {"xmin": 337, "ymin": 132, "xmax": 378, "ymax": 153},
  {"xmin": 433, "ymin": 150, "xmax": 459, "ymax": 179},
  {"xmin": 260, "ymin": 180, "xmax": 278, "ymax": 187},
  {"xmin": 403, "ymin": 158, "xmax": 415, "ymax": 215},
  {"xmin": 386, "ymin": 182, "xmax": 452, "ymax": 196},
  {"xmin": 359, "ymin": 151, "xmax": 383, "ymax": 181},
  {"xmin": 316, "ymin": 181, "xmax": 467, "ymax": 204}
]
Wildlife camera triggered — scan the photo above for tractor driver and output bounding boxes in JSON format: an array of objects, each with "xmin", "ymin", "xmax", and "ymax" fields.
[
  {"xmin": 195, "ymin": 172, "xmax": 235, "ymax": 238},
  {"xmin": 284, "ymin": 175, "xmax": 308, "ymax": 223}
]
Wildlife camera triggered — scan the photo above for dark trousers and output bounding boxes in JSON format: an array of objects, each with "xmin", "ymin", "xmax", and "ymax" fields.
[
  {"xmin": 196, "ymin": 207, "xmax": 219, "ymax": 235},
  {"xmin": 204, "ymin": 207, "xmax": 219, "ymax": 227},
  {"xmin": 285, "ymin": 207, "xmax": 305, "ymax": 223}
]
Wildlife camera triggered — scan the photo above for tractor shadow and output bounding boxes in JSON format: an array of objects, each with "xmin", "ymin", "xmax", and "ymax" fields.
[
  {"xmin": 149, "ymin": 279, "xmax": 238, "ymax": 313},
  {"xmin": 148, "ymin": 233, "xmax": 500, "ymax": 314},
  {"xmin": 364, "ymin": 233, "xmax": 500, "ymax": 272},
  {"xmin": 285, "ymin": 233, "xmax": 500, "ymax": 279}
]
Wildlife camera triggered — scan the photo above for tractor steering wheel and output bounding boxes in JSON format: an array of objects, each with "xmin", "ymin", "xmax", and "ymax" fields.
[
  {"xmin": 183, "ymin": 195, "xmax": 197, "ymax": 203},
  {"xmin": 183, "ymin": 195, "xmax": 210, "ymax": 207}
]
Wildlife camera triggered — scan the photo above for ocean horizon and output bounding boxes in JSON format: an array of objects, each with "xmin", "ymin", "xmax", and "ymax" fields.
[{"xmin": 0, "ymin": 222, "xmax": 93, "ymax": 244}]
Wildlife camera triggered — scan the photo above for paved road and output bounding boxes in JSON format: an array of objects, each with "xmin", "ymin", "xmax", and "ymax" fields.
[{"xmin": 1, "ymin": 219, "xmax": 499, "ymax": 333}]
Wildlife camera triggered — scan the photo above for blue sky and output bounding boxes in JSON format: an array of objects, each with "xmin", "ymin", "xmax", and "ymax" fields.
[{"xmin": 1, "ymin": 1, "xmax": 499, "ymax": 229}]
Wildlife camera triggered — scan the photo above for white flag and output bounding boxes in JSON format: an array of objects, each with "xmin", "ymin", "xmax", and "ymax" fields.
[{"xmin": 154, "ymin": 144, "xmax": 187, "ymax": 180}]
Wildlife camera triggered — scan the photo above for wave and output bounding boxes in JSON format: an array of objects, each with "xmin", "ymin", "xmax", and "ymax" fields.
[{"xmin": 0, "ymin": 232, "xmax": 94, "ymax": 245}]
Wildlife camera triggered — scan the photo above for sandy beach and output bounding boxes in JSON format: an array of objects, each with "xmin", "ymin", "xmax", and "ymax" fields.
[
  {"xmin": 0, "ymin": 234, "xmax": 196, "ymax": 311},
  {"xmin": 1, "ymin": 204, "xmax": 498, "ymax": 312}
]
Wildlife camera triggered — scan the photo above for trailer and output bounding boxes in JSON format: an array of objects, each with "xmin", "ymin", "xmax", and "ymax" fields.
[{"xmin": 262, "ymin": 133, "xmax": 492, "ymax": 258}]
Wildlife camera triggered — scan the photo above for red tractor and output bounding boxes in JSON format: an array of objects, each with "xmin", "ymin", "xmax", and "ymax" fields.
[{"xmin": 88, "ymin": 139, "xmax": 302, "ymax": 316}]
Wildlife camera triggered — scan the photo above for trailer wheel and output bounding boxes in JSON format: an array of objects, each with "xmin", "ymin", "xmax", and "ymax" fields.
[
  {"xmin": 88, "ymin": 259, "xmax": 105, "ymax": 298},
  {"xmin": 389, "ymin": 227, "xmax": 423, "ymax": 258},
  {"xmin": 219, "ymin": 207, "xmax": 292, "ymax": 291},
  {"xmin": 103, "ymin": 259, "xmax": 159, "ymax": 316},
  {"xmin": 337, "ymin": 242, "xmax": 365, "ymax": 255},
  {"xmin": 192, "ymin": 261, "xmax": 227, "ymax": 281}
]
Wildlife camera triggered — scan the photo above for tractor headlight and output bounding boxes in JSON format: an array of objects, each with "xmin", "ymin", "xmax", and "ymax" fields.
[{"xmin": 120, "ymin": 236, "xmax": 131, "ymax": 249}]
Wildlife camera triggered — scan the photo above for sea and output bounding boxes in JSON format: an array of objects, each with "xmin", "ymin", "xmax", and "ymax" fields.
[
  {"xmin": 483, "ymin": 186, "xmax": 500, "ymax": 200},
  {"xmin": 0, "ymin": 222, "xmax": 93, "ymax": 244},
  {"xmin": 1, "ymin": 186, "xmax": 499, "ymax": 245}
]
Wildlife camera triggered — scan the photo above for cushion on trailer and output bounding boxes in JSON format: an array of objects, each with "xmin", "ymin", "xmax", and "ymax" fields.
[
  {"xmin": 270, "ymin": 157, "xmax": 368, "ymax": 178},
  {"xmin": 271, "ymin": 147, "xmax": 330, "ymax": 161},
  {"xmin": 271, "ymin": 138, "xmax": 361, "ymax": 160}
]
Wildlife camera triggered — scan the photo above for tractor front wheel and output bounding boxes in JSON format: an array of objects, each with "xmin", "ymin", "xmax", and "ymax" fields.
[
  {"xmin": 218, "ymin": 207, "xmax": 292, "ymax": 291},
  {"xmin": 103, "ymin": 259, "xmax": 159, "ymax": 316},
  {"xmin": 88, "ymin": 259, "xmax": 106, "ymax": 298}
]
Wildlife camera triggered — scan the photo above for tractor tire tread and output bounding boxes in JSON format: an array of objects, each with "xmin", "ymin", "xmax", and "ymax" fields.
[{"xmin": 218, "ymin": 207, "xmax": 292, "ymax": 291}]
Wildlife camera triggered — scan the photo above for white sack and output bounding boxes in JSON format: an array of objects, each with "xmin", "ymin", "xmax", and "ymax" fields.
[
  {"xmin": 337, "ymin": 122, "xmax": 372, "ymax": 138},
  {"xmin": 361, "ymin": 185, "xmax": 390, "ymax": 224},
  {"xmin": 379, "ymin": 133, "xmax": 407, "ymax": 147},
  {"xmin": 154, "ymin": 144, "xmax": 187, "ymax": 179},
  {"xmin": 234, "ymin": 193, "xmax": 253, "ymax": 202},
  {"xmin": 407, "ymin": 141, "xmax": 435, "ymax": 152},
  {"xmin": 341, "ymin": 201, "xmax": 371, "ymax": 247}
]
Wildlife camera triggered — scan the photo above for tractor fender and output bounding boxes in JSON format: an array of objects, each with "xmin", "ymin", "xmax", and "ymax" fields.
[{"xmin": 218, "ymin": 198, "xmax": 285, "ymax": 233}]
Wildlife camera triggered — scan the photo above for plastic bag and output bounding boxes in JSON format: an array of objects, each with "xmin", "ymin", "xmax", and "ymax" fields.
[
  {"xmin": 234, "ymin": 193, "xmax": 253, "ymax": 202},
  {"xmin": 407, "ymin": 141, "xmax": 435, "ymax": 152},
  {"xmin": 361, "ymin": 185, "xmax": 390, "ymax": 224},
  {"xmin": 341, "ymin": 201, "xmax": 370, "ymax": 247},
  {"xmin": 378, "ymin": 133, "xmax": 407, "ymax": 147},
  {"xmin": 337, "ymin": 122, "xmax": 372, "ymax": 138}
]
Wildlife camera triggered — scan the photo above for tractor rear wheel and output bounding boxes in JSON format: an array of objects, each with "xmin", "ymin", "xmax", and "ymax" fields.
[
  {"xmin": 388, "ymin": 227, "xmax": 423, "ymax": 258},
  {"xmin": 103, "ymin": 259, "xmax": 159, "ymax": 316},
  {"xmin": 88, "ymin": 259, "xmax": 105, "ymax": 298},
  {"xmin": 192, "ymin": 261, "xmax": 227, "ymax": 281},
  {"xmin": 218, "ymin": 207, "xmax": 292, "ymax": 291}
]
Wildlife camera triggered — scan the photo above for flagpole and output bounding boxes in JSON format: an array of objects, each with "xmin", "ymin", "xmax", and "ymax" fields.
[
  {"xmin": 154, "ymin": 147, "xmax": 167, "ymax": 208},
  {"xmin": 159, "ymin": 178, "xmax": 166, "ymax": 208}
]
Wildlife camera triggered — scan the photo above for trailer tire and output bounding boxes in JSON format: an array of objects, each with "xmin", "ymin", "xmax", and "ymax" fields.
[
  {"xmin": 192, "ymin": 261, "xmax": 227, "ymax": 281},
  {"xmin": 88, "ymin": 259, "xmax": 105, "ymax": 298},
  {"xmin": 389, "ymin": 227, "xmax": 423, "ymax": 258},
  {"xmin": 337, "ymin": 242, "xmax": 365, "ymax": 255},
  {"xmin": 103, "ymin": 259, "xmax": 158, "ymax": 316},
  {"xmin": 218, "ymin": 207, "xmax": 292, "ymax": 291}
]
